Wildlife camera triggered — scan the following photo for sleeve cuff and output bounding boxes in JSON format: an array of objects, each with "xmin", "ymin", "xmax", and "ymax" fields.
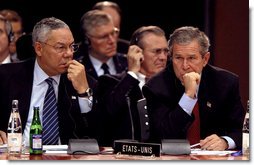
[
  {"xmin": 179, "ymin": 93, "xmax": 197, "ymax": 116},
  {"xmin": 78, "ymin": 97, "xmax": 92, "ymax": 113}
]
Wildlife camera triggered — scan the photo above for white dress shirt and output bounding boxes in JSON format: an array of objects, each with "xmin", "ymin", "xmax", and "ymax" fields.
[
  {"xmin": 0, "ymin": 55, "xmax": 11, "ymax": 64},
  {"xmin": 89, "ymin": 55, "xmax": 116, "ymax": 76}
]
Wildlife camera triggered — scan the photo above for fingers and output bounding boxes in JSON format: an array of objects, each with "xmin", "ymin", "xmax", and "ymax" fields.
[
  {"xmin": 67, "ymin": 60, "xmax": 88, "ymax": 93},
  {"xmin": 200, "ymin": 134, "xmax": 227, "ymax": 150},
  {"xmin": 183, "ymin": 72, "xmax": 200, "ymax": 98},
  {"xmin": 0, "ymin": 130, "xmax": 7, "ymax": 144},
  {"xmin": 127, "ymin": 45, "xmax": 144, "ymax": 73}
]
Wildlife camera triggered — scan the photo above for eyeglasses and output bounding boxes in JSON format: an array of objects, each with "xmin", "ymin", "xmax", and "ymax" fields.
[
  {"xmin": 144, "ymin": 48, "xmax": 170, "ymax": 56},
  {"xmin": 87, "ymin": 27, "xmax": 119, "ymax": 42},
  {"xmin": 40, "ymin": 42, "xmax": 80, "ymax": 53}
]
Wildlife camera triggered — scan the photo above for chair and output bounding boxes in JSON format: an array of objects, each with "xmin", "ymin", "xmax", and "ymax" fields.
[{"xmin": 137, "ymin": 98, "xmax": 150, "ymax": 142}]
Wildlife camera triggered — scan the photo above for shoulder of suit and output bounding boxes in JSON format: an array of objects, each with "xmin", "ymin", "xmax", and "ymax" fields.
[{"xmin": 205, "ymin": 64, "xmax": 239, "ymax": 79}]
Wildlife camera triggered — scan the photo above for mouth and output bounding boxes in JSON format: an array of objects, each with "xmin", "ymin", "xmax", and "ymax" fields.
[{"xmin": 60, "ymin": 62, "xmax": 69, "ymax": 68}]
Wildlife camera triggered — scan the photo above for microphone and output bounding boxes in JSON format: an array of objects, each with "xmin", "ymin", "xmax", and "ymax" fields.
[
  {"xmin": 125, "ymin": 95, "xmax": 135, "ymax": 140},
  {"xmin": 112, "ymin": 91, "xmax": 137, "ymax": 151}
]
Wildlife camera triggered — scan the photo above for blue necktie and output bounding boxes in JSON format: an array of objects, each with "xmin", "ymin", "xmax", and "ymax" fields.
[{"xmin": 42, "ymin": 78, "xmax": 59, "ymax": 145}]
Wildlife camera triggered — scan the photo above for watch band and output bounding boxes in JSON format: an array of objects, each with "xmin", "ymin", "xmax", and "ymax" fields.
[{"xmin": 77, "ymin": 88, "xmax": 93, "ymax": 97}]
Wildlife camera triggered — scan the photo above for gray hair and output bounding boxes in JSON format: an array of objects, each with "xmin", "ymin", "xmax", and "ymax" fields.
[
  {"xmin": 80, "ymin": 10, "xmax": 112, "ymax": 37},
  {"xmin": 32, "ymin": 17, "xmax": 69, "ymax": 44},
  {"xmin": 168, "ymin": 26, "xmax": 210, "ymax": 57},
  {"xmin": 92, "ymin": 1, "xmax": 121, "ymax": 15},
  {"xmin": 130, "ymin": 25, "xmax": 166, "ymax": 48}
]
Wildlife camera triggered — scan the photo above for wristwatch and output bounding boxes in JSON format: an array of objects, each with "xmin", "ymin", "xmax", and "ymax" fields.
[{"xmin": 77, "ymin": 88, "xmax": 93, "ymax": 99}]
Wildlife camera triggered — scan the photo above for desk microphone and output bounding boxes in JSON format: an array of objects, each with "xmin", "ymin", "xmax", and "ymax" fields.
[
  {"xmin": 125, "ymin": 94, "xmax": 135, "ymax": 141},
  {"xmin": 112, "ymin": 92, "xmax": 137, "ymax": 151}
]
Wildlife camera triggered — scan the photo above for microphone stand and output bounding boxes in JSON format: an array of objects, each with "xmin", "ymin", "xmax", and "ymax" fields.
[{"xmin": 125, "ymin": 95, "xmax": 135, "ymax": 141}]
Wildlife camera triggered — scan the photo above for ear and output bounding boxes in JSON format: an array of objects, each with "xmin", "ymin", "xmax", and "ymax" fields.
[
  {"xmin": 202, "ymin": 52, "xmax": 210, "ymax": 67},
  {"xmin": 34, "ymin": 42, "xmax": 42, "ymax": 57}
]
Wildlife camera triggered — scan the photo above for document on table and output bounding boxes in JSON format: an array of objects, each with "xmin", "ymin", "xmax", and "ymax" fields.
[
  {"xmin": 43, "ymin": 145, "xmax": 68, "ymax": 154},
  {"xmin": 191, "ymin": 149, "xmax": 236, "ymax": 156},
  {"xmin": 1, "ymin": 144, "xmax": 68, "ymax": 154}
]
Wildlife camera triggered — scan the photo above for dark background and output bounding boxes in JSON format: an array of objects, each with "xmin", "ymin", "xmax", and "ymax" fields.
[
  {"xmin": 1, "ymin": 0, "xmax": 249, "ymax": 109},
  {"xmin": 1, "ymin": 0, "xmax": 206, "ymax": 42}
]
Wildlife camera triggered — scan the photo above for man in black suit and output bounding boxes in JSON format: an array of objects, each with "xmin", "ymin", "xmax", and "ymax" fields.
[
  {"xmin": 0, "ymin": 17, "xmax": 96, "ymax": 146},
  {"xmin": 143, "ymin": 26, "xmax": 245, "ymax": 150},
  {"xmin": 76, "ymin": 9, "xmax": 127, "ymax": 80},
  {"xmin": 96, "ymin": 26, "xmax": 169, "ymax": 146}
]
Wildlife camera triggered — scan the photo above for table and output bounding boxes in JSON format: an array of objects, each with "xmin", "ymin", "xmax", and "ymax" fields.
[{"xmin": 0, "ymin": 148, "xmax": 249, "ymax": 160}]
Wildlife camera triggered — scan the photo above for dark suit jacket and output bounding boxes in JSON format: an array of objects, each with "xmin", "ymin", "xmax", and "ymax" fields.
[
  {"xmin": 95, "ymin": 72, "xmax": 143, "ymax": 146},
  {"xmin": 142, "ymin": 62, "xmax": 245, "ymax": 149},
  {"xmin": 75, "ymin": 42, "xmax": 128, "ymax": 80},
  {"xmin": 0, "ymin": 58, "xmax": 97, "ymax": 144}
]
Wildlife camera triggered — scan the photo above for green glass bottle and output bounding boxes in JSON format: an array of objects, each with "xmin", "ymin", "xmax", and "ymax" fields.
[{"xmin": 29, "ymin": 106, "xmax": 43, "ymax": 154}]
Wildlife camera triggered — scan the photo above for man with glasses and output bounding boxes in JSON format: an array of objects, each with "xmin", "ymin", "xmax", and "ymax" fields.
[
  {"xmin": 77, "ymin": 9, "xmax": 127, "ymax": 80},
  {"xmin": 0, "ymin": 17, "xmax": 97, "ymax": 146},
  {"xmin": 95, "ymin": 26, "xmax": 169, "ymax": 146},
  {"xmin": 92, "ymin": 1, "xmax": 130, "ymax": 54},
  {"xmin": 142, "ymin": 26, "xmax": 245, "ymax": 151}
]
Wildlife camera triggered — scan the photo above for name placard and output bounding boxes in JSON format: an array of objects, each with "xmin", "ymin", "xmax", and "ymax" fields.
[{"xmin": 113, "ymin": 140, "xmax": 161, "ymax": 157}]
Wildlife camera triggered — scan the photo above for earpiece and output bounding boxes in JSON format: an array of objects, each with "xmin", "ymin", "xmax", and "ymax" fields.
[
  {"xmin": 130, "ymin": 28, "xmax": 145, "ymax": 46},
  {"xmin": 84, "ymin": 35, "xmax": 91, "ymax": 45}
]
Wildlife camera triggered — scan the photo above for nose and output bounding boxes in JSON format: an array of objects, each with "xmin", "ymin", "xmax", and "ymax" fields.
[
  {"xmin": 107, "ymin": 34, "xmax": 116, "ymax": 43},
  {"xmin": 183, "ymin": 59, "xmax": 190, "ymax": 70},
  {"xmin": 64, "ymin": 48, "xmax": 73, "ymax": 58},
  {"xmin": 158, "ymin": 52, "xmax": 168, "ymax": 60}
]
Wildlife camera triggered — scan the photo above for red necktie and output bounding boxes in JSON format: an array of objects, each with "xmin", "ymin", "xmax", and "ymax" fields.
[{"xmin": 187, "ymin": 102, "xmax": 200, "ymax": 145}]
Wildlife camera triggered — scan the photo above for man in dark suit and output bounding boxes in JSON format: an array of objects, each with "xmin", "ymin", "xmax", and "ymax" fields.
[
  {"xmin": 76, "ymin": 9, "xmax": 127, "ymax": 80},
  {"xmin": 142, "ymin": 26, "xmax": 245, "ymax": 151},
  {"xmin": 0, "ymin": 17, "xmax": 96, "ymax": 146},
  {"xmin": 96, "ymin": 26, "xmax": 169, "ymax": 146}
]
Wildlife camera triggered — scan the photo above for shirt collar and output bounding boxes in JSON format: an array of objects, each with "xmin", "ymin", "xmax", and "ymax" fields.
[
  {"xmin": 89, "ymin": 55, "xmax": 114, "ymax": 73},
  {"xmin": 1, "ymin": 55, "xmax": 11, "ymax": 64},
  {"xmin": 34, "ymin": 59, "xmax": 61, "ymax": 86}
]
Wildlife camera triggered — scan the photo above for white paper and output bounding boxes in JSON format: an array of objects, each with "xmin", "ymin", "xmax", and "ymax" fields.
[
  {"xmin": 42, "ymin": 145, "xmax": 68, "ymax": 154},
  {"xmin": 0, "ymin": 144, "xmax": 7, "ymax": 149},
  {"xmin": 191, "ymin": 148, "xmax": 236, "ymax": 156}
]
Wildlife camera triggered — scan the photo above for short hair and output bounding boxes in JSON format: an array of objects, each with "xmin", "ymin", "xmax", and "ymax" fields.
[
  {"xmin": 130, "ymin": 26, "xmax": 166, "ymax": 48},
  {"xmin": 168, "ymin": 26, "xmax": 210, "ymax": 57},
  {"xmin": 92, "ymin": 1, "xmax": 121, "ymax": 15},
  {"xmin": 32, "ymin": 17, "xmax": 69, "ymax": 44},
  {"xmin": 80, "ymin": 10, "xmax": 112, "ymax": 37}
]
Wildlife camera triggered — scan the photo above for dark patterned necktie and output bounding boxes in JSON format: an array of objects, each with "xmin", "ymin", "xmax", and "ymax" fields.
[
  {"xmin": 187, "ymin": 102, "xmax": 200, "ymax": 145},
  {"xmin": 101, "ymin": 63, "xmax": 110, "ymax": 74},
  {"xmin": 42, "ymin": 78, "xmax": 59, "ymax": 145}
]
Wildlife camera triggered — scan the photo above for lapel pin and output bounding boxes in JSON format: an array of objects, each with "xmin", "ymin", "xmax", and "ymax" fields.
[{"xmin": 207, "ymin": 101, "xmax": 212, "ymax": 108}]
